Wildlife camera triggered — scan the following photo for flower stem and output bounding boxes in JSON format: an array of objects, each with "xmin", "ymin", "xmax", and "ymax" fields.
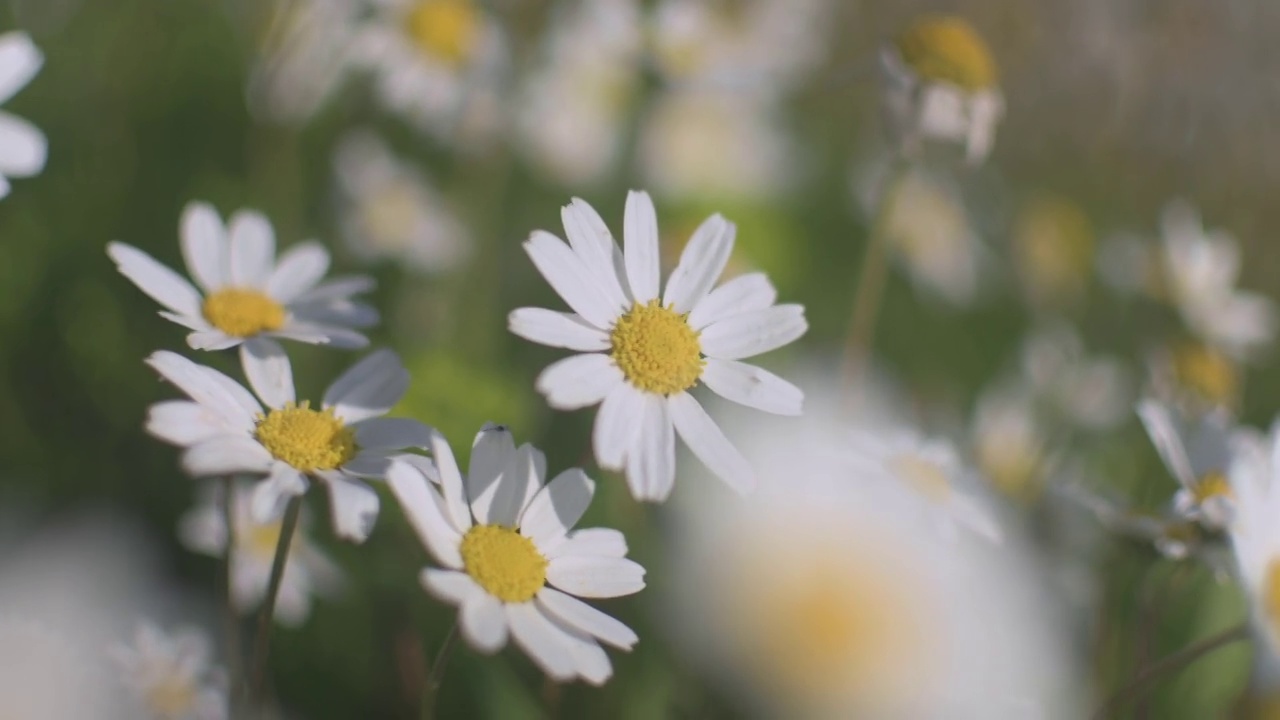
[
  {"xmin": 420, "ymin": 622, "xmax": 459, "ymax": 720},
  {"xmin": 246, "ymin": 495, "xmax": 303, "ymax": 709},
  {"xmin": 1092, "ymin": 623, "xmax": 1249, "ymax": 720},
  {"xmin": 222, "ymin": 477, "xmax": 243, "ymax": 709},
  {"xmin": 840, "ymin": 154, "xmax": 911, "ymax": 401}
]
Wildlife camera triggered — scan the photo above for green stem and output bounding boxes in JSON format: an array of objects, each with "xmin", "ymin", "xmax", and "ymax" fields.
[
  {"xmin": 420, "ymin": 622, "xmax": 459, "ymax": 720},
  {"xmin": 245, "ymin": 495, "xmax": 303, "ymax": 710}
]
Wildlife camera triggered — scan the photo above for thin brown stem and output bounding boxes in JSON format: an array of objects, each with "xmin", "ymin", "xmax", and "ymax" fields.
[
  {"xmin": 420, "ymin": 622, "xmax": 459, "ymax": 720},
  {"xmin": 245, "ymin": 495, "xmax": 303, "ymax": 710}
]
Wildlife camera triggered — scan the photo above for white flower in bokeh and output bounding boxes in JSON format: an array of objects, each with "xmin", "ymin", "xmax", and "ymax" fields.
[
  {"xmin": 107, "ymin": 201, "xmax": 378, "ymax": 361},
  {"xmin": 881, "ymin": 15, "xmax": 1004, "ymax": 165},
  {"xmin": 972, "ymin": 383, "xmax": 1054, "ymax": 503},
  {"xmin": 510, "ymin": 191, "xmax": 807, "ymax": 500},
  {"xmin": 1227, "ymin": 421, "xmax": 1280, "ymax": 679},
  {"xmin": 1159, "ymin": 199, "xmax": 1276, "ymax": 359},
  {"xmin": 0, "ymin": 32, "xmax": 46, "ymax": 198},
  {"xmin": 179, "ymin": 480, "xmax": 342, "ymax": 625},
  {"xmin": 1138, "ymin": 399, "xmax": 1238, "ymax": 530},
  {"xmin": 1021, "ymin": 324, "xmax": 1131, "ymax": 430},
  {"xmin": 111, "ymin": 622, "xmax": 226, "ymax": 720},
  {"xmin": 145, "ymin": 347, "xmax": 431, "ymax": 542},
  {"xmin": 388, "ymin": 424, "xmax": 644, "ymax": 684},
  {"xmin": 333, "ymin": 130, "xmax": 470, "ymax": 274},
  {"xmin": 247, "ymin": 0, "xmax": 361, "ymax": 125}
]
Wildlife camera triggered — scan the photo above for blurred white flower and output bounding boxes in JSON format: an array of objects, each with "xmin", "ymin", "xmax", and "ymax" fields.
[
  {"xmin": 145, "ymin": 347, "xmax": 431, "ymax": 542},
  {"xmin": 1012, "ymin": 195, "xmax": 1096, "ymax": 309},
  {"xmin": 0, "ymin": 32, "xmax": 46, "ymax": 199},
  {"xmin": 1158, "ymin": 199, "xmax": 1276, "ymax": 359},
  {"xmin": 1138, "ymin": 399, "xmax": 1238, "ymax": 530},
  {"xmin": 333, "ymin": 130, "xmax": 470, "ymax": 274},
  {"xmin": 509, "ymin": 191, "xmax": 807, "ymax": 500},
  {"xmin": 1146, "ymin": 340, "xmax": 1241, "ymax": 413},
  {"xmin": 107, "ymin": 201, "xmax": 379, "ymax": 364},
  {"xmin": 388, "ymin": 424, "xmax": 644, "ymax": 685},
  {"xmin": 880, "ymin": 15, "xmax": 1004, "ymax": 165},
  {"xmin": 1061, "ymin": 481, "xmax": 1212, "ymax": 563},
  {"xmin": 179, "ymin": 480, "xmax": 342, "ymax": 626},
  {"xmin": 971, "ymin": 383, "xmax": 1054, "ymax": 503},
  {"xmin": 1021, "ymin": 324, "xmax": 1131, "ymax": 430},
  {"xmin": 111, "ymin": 622, "xmax": 227, "ymax": 720},
  {"xmin": 247, "ymin": 0, "xmax": 361, "ymax": 125},
  {"xmin": 1227, "ymin": 421, "xmax": 1280, "ymax": 681}
]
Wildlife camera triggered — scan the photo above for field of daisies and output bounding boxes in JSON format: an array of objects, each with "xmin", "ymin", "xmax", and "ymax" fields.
[{"xmin": 8, "ymin": 0, "xmax": 1280, "ymax": 718}]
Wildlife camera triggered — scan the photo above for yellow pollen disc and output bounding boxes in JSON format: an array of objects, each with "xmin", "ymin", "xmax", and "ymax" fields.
[
  {"xmin": 1265, "ymin": 559, "xmax": 1280, "ymax": 645},
  {"xmin": 459, "ymin": 525, "xmax": 547, "ymax": 603},
  {"xmin": 254, "ymin": 401, "xmax": 357, "ymax": 472},
  {"xmin": 201, "ymin": 288, "xmax": 286, "ymax": 338},
  {"xmin": 890, "ymin": 455, "xmax": 951, "ymax": 502},
  {"xmin": 1173, "ymin": 342, "xmax": 1238, "ymax": 407},
  {"xmin": 1192, "ymin": 472, "xmax": 1233, "ymax": 505},
  {"xmin": 609, "ymin": 299, "xmax": 704, "ymax": 395},
  {"xmin": 146, "ymin": 678, "xmax": 196, "ymax": 718},
  {"xmin": 405, "ymin": 0, "xmax": 479, "ymax": 67},
  {"xmin": 896, "ymin": 15, "xmax": 997, "ymax": 91}
]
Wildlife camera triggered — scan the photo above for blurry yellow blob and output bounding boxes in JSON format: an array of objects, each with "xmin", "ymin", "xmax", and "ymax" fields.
[
  {"xmin": 244, "ymin": 520, "xmax": 285, "ymax": 559},
  {"xmin": 1172, "ymin": 341, "xmax": 1238, "ymax": 408},
  {"xmin": 1191, "ymin": 471, "xmax": 1233, "ymax": 505},
  {"xmin": 896, "ymin": 15, "xmax": 997, "ymax": 91},
  {"xmin": 1265, "ymin": 560, "xmax": 1280, "ymax": 646},
  {"xmin": 459, "ymin": 525, "xmax": 547, "ymax": 602},
  {"xmin": 360, "ymin": 180, "xmax": 422, "ymax": 253},
  {"xmin": 1013, "ymin": 195, "xmax": 1096, "ymax": 308},
  {"xmin": 202, "ymin": 288, "xmax": 286, "ymax": 338},
  {"xmin": 255, "ymin": 402, "xmax": 357, "ymax": 471},
  {"xmin": 145, "ymin": 676, "xmax": 198, "ymax": 718},
  {"xmin": 404, "ymin": 0, "xmax": 478, "ymax": 66},
  {"xmin": 610, "ymin": 300, "xmax": 704, "ymax": 395},
  {"xmin": 891, "ymin": 455, "xmax": 952, "ymax": 502}
]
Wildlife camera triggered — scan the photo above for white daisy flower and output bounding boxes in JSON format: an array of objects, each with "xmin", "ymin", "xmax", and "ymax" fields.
[
  {"xmin": 0, "ymin": 32, "xmax": 47, "ymax": 198},
  {"xmin": 178, "ymin": 480, "xmax": 343, "ymax": 626},
  {"xmin": 971, "ymin": 383, "xmax": 1054, "ymax": 503},
  {"xmin": 509, "ymin": 191, "xmax": 808, "ymax": 500},
  {"xmin": 1020, "ymin": 324, "xmax": 1131, "ymax": 431},
  {"xmin": 107, "ymin": 201, "xmax": 378, "ymax": 362},
  {"xmin": 333, "ymin": 129, "xmax": 470, "ymax": 274},
  {"xmin": 387, "ymin": 424, "xmax": 645, "ymax": 684},
  {"xmin": 880, "ymin": 15, "xmax": 1004, "ymax": 165},
  {"xmin": 1159, "ymin": 199, "xmax": 1276, "ymax": 359},
  {"xmin": 144, "ymin": 346, "xmax": 432, "ymax": 542},
  {"xmin": 1227, "ymin": 422, "xmax": 1280, "ymax": 677},
  {"xmin": 111, "ymin": 622, "xmax": 227, "ymax": 720},
  {"xmin": 1138, "ymin": 399, "xmax": 1239, "ymax": 530},
  {"xmin": 1146, "ymin": 340, "xmax": 1241, "ymax": 413}
]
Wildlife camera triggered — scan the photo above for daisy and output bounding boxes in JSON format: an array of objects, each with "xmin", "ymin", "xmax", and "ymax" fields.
[
  {"xmin": 1020, "ymin": 324, "xmax": 1131, "ymax": 431},
  {"xmin": 1138, "ymin": 399, "xmax": 1240, "ymax": 530},
  {"xmin": 1227, "ymin": 421, "xmax": 1280, "ymax": 676},
  {"xmin": 880, "ymin": 14, "xmax": 1004, "ymax": 165},
  {"xmin": 111, "ymin": 622, "xmax": 227, "ymax": 720},
  {"xmin": 1147, "ymin": 340, "xmax": 1241, "ymax": 412},
  {"xmin": 971, "ymin": 383, "xmax": 1054, "ymax": 503},
  {"xmin": 333, "ymin": 129, "xmax": 470, "ymax": 273},
  {"xmin": 509, "ymin": 191, "xmax": 807, "ymax": 500},
  {"xmin": 107, "ymin": 201, "xmax": 378, "ymax": 364},
  {"xmin": 387, "ymin": 424, "xmax": 645, "ymax": 684},
  {"xmin": 144, "ymin": 346, "xmax": 431, "ymax": 542},
  {"xmin": 1012, "ymin": 195, "xmax": 1096, "ymax": 309},
  {"xmin": 0, "ymin": 32, "xmax": 47, "ymax": 198},
  {"xmin": 178, "ymin": 480, "xmax": 343, "ymax": 626}
]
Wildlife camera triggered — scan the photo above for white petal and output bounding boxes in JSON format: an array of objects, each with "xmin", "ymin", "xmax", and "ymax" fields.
[
  {"xmin": 546, "ymin": 556, "xmax": 646, "ymax": 598},
  {"xmin": 536, "ymin": 587, "xmax": 637, "ymax": 650},
  {"xmin": 228, "ymin": 209, "xmax": 277, "ymax": 288},
  {"xmin": 108, "ymin": 242, "xmax": 203, "ymax": 317},
  {"xmin": 291, "ymin": 275, "xmax": 374, "ymax": 304},
  {"xmin": 145, "ymin": 351, "xmax": 259, "ymax": 430},
  {"xmin": 273, "ymin": 321, "xmax": 369, "ymax": 348},
  {"xmin": 466, "ymin": 423, "xmax": 518, "ymax": 524},
  {"xmin": 0, "ymin": 33, "xmax": 42, "ymax": 104},
  {"xmin": 508, "ymin": 308, "xmax": 610, "ymax": 352},
  {"xmin": 668, "ymin": 392, "xmax": 755, "ymax": 494},
  {"xmin": 544, "ymin": 613, "xmax": 612, "ymax": 685},
  {"xmin": 534, "ymin": 354, "xmax": 624, "ymax": 411},
  {"xmin": 0, "ymin": 173, "xmax": 10, "ymax": 199},
  {"xmin": 481, "ymin": 443, "xmax": 543, "ymax": 528},
  {"xmin": 250, "ymin": 463, "xmax": 308, "ymax": 523},
  {"xmin": 240, "ymin": 338, "xmax": 295, "ymax": 410},
  {"xmin": 687, "ymin": 272, "xmax": 778, "ymax": 330},
  {"xmin": 662, "ymin": 214, "xmax": 735, "ymax": 313},
  {"xmin": 351, "ymin": 417, "xmax": 433, "ymax": 449},
  {"xmin": 187, "ymin": 330, "xmax": 242, "ymax": 351},
  {"xmin": 267, "ymin": 242, "xmax": 331, "ymax": 303},
  {"xmin": 183, "ymin": 436, "xmax": 273, "ymax": 477},
  {"xmin": 426, "ymin": 428, "xmax": 473, "ymax": 534},
  {"xmin": 623, "ymin": 190, "xmax": 660, "ymax": 303},
  {"xmin": 523, "ymin": 230, "xmax": 619, "ymax": 329},
  {"xmin": 506, "ymin": 602, "xmax": 576, "ymax": 681},
  {"xmin": 561, "ymin": 199, "xmax": 630, "ymax": 310},
  {"xmin": 342, "ymin": 449, "xmax": 392, "ymax": 478},
  {"xmin": 1137, "ymin": 400, "xmax": 1195, "ymax": 487},
  {"xmin": 700, "ymin": 358, "xmax": 803, "ymax": 416},
  {"xmin": 593, "ymin": 384, "xmax": 644, "ymax": 471},
  {"xmin": 699, "ymin": 304, "xmax": 807, "ymax": 360},
  {"xmin": 145, "ymin": 400, "xmax": 233, "ymax": 447},
  {"xmin": 544, "ymin": 528, "xmax": 628, "ymax": 559},
  {"xmin": 179, "ymin": 201, "xmax": 228, "ymax": 292},
  {"xmin": 200, "ymin": 362, "xmax": 266, "ymax": 420},
  {"xmin": 159, "ymin": 310, "xmax": 211, "ymax": 332},
  {"xmin": 290, "ymin": 300, "xmax": 380, "ymax": 328},
  {"xmin": 319, "ymin": 472, "xmax": 380, "ymax": 543},
  {"xmin": 460, "ymin": 592, "xmax": 509, "ymax": 653},
  {"xmin": 625, "ymin": 395, "xmax": 675, "ymax": 502},
  {"xmin": 324, "ymin": 349, "xmax": 409, "ymax": 423},
  {"xmin": 420, "ymin": 568, "xmax": 479, "ymax": 605},
  {"xmin": 388, "ymin": 460, "xmax": 465, "ymax": 568},
  {"xmin": 0, "ymin": 112, "xmax": 45, "ymax": 176},
  {"xmin": 520, "ymin": 469, "xmax": 594, "ymax": 550}
]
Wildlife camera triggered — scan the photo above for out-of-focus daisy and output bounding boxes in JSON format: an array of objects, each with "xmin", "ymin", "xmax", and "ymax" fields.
[
  {"xmin": 144, "ymin": 347, "xmax": 431, "ymax": 542},
  {"xmin": 1138, "ymin": 399, "xmax": 1237, "ymax": 530},
  {"xmin": 107, "ymin": 202, "xmax": 378, "ymax": 361},
  {"xmin": 509, "ymin": 191, "xmax": 807, "ymax": 500},
  {"xmin": 1012, "ymin": 194, "xmax": 1096, "ymax": 308},
  {"xmin": 388, "ymin": 424, "xmax": 644, "ymax": 684},
  {"xmin": 333, "ymin": 129, "xmax": 470, "ymax": 274},
  {"xmin": 1148, "ymin": 340, "xmax": 1241, "ymax": 412},
  {"xmin": 0, "ymin": 32, "xmax": 46, "ymax": 198},
  {"xmin": 972, "ymin": 383, "xmax": 1054, "ymax": 504},
  {"xmin": 247, "ymin": 0, "xmax": 361, "ymax": 125},
  {"xmin": 351, "ymin": 0, "xmax": 506, "ymax": 144},
  {"xmin": 1227, "ymin": 422, "xmax": 1280, "ymax": 679},
  {"xmin": 1159, "ymin": 199, "xmax": 1276, "ymax": 359},
  {"xmin": 881, "ymin": 15, "xmax": 1004, "ymax": 165},
  {"xmin": 111, "ymin": 622, "xmax": 226, "ymax": 720},
  {"xmin": 1021, "ymin": 324, "xmax": 1131, "ymax": 431},
  {"xmin": 178, "ymin": 480, "xmax": 342, "ymax": 625}
]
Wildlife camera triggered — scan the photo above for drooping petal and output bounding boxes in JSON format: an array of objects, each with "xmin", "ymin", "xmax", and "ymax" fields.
[
  {"xmin": 318, "ymin": 472, "xmax": 380, "ymax": 543},
  {"xmin": 183, "ymin": 436, "xmax": 274, "ymax": 477},
  {"xmin": 351, "ymin": 417, "xmax": 433, "ymax": 450},
  {"xmin": 699, "ymin": 304, "xmax": 807, "ymax": 360},
  {"xmin": 505, "ymin": 602, "xmax": 576, "ymax": 681},
  {"xmin": 388, "ymin": 460, "xmax": 465, "ymax": 568},
  {"xmin": 625, "ymin": 395, "xmax": 675, "ymax": 502},
  {"xmin": 686, "ymin": 272, "xmax": 778, "ymax": 330},
  {"xmin": 460, "ymin": 592, "xmax": 509, "ymax": 653},
  {"xmin": 623, "ymin": 190, "xmax": 660, "ymax": 303},
  {"xmin": 668, "ymin": 392, "xmax": 755, "ymax": 494},
  {"xmin": 240, "ymin": 338, "xmax": 296, "ymax": 410},
  {"xmin": 108, "ymin": 242, "xmax": 204, "ymax": 318},
  {"xmin": 536, "ymin": 587, "xmax": 638, "ymax": 650},
  {"xmin": 700, "ymin": 358, "xmax": 803, "ymax": 416},
  {"xmin": 179, "ymin": 201, "xmax": 228, "ymax": 292},
  {"xmin": 272, "ymin": 321, "xmax": 369, "ymax": 349},
  {"xmin": 662, "ymin": 214, "xmax": 735, "ymax": 313},
  {"xmin": 520, "ymin": 469, "xmax": 594, "ymax": 551},
  {"xmin": 534, "ymin": 353, "xmax": 625, "ymax": 411},
  {"xmin": 523, "ymin": 230, "xmax": 619, "ymax": 329},
  {"xmin": 323, "ymin": 349, "xmax": 409, "ymax": 423},
  {"xmin": 508, "ymin": 308, "xmax": 610, "ymax": 352},
  {"xmin": 593, "ymin": 384, "xmax": 644, "ymax": 471},
  {"xmin": 227, "ymin": 209, "xmax": 277, "ymax": 288},
  {"xmin": 1137, "ymin": 400, "xmax": 1195, "ymax": 487},
  {"xmin": 546, "ymin": 556, "xmax": 646, "ymax": 598},
  {"xmin": 266, "ymin": 242, "xmax": 331, "ymax": 303}
]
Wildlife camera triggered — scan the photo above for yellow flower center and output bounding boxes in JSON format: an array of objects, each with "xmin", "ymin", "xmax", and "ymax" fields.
[
  {"xmin": 1192, "ymin": 472, "xmax": 1233, "ymax": 505},
  {"xmin": 459, "ymin": 525, "xmax": 547, "ymax": 603},
  {"xmin": 609, "ymin": 299, "xmax": 704, "ymax": 395},
  {"xmin": 254, "ymin": 402, "xmax": 357, "ymax": 472},
  {"xmin": 404, "ymin": 0, "xmax": 479, "ymax": 67},
  {"xmin": 890, "ymin": 455, "xmax": 951, "ymax": 502},
  {"xmin": 1173, "ymin": 342, "xmax": 1238, "ymax": 407},
  {"xmin": 146, "ymin": 677, "xmax": 196, "ymax": 719},
  {"xmin": 1265, "ymin": 560, "xmax": 1280, "ymax": 645},
  {"xmin": 201, "ymin": 288, "xmax": 286, "ymax": 338},
  {"xmin": 896, "ymin": 15, "xmax": 997, "ymax": 91}
]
